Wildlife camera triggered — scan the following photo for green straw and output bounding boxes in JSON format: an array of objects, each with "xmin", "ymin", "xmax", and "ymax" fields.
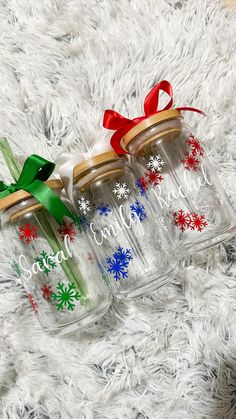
[
  {"xmin": 0, "ymin": 137, "xmax": 88, "ymax": 302},
  {"xmin": 0, "ymin": 137, "xmax": 22, "ymax": 181}
]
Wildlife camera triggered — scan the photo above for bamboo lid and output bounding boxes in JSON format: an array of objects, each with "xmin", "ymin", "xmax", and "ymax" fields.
[
  {"xmin": 73, "ymin": 151, "xmax": 119, "ymax": 184},
  {"xmin": 121, "ymin": 109, "xmax": 181, "ymax": 151},
  {"xmin": 0, "ymin": 179, "xmax": 63, "ymax": 212},
  {"xmin": 136, "ymin": 127, "xmax": 182, "ymax": 155},
  {"xmin": 10, "ymin": 203, "xmax": 43, "ymax": 222}
]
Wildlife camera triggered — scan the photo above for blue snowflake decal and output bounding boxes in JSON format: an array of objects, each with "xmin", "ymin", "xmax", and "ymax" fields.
[
  {"xmin": 136, "ymin": 179, "xmax": 146, "ymax": 197},
  {"xmin": 114, "ymin": 246, "xmax": 133, "ymax": 264},
  {"xmin": 130, "ymin": 200, "xmax": 147, "ymax": 222},
  {"xmin": 96, "ymin": 203, "xmax": 111, "ymax": 217},
  {"xmin": 78, "ymin": 214, "xmax": 90, "ymax": 231},
  {"xmin": 106, "ymin": 246, "xmax": 133, "ymax": 281}
]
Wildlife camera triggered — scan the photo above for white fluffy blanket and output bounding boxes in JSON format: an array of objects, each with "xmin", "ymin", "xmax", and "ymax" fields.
[{"xmin": 0, "ymin": 1, "xmax": 236, "ymax": 418}]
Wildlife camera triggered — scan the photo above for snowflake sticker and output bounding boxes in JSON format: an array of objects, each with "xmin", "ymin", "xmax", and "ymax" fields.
[
  {"xmin": 11, "ymin": 260, "xmax": 21, "ymax": 278},
  {"xmin": 19, "ymin": 223, "xmax": 38, "ymax": 244},
  {"xmin": 106, "ymin": 246, "xmax": 133, "ymax": 281},
  {"xmin": 173, "ymin": 210, "xmax": 207, "ymax": 232},
  {"xmin": 51, "ymin": 282, "xmax": 81, "ymax": 311},
  {"xmin": 145, "ymin": 170, "xmax": 164, "ymax": 186},
  {"xmin": 181, "ymin": 153, "xmax": 200, "ymax": 172},
  {"xmin": 96, "ymin": 203, "xmax": 112, "ymax": 217},
  {"xmin": 156, "ymin": 216, "xmax": 168, "ymax": 231},
  {"xmin": 58, "ymin": 221, "xmax": 77, "ymax": 242},
  {"xmin": 74, "ymin": 213, "xmax": 90, "ymax": 231},
  {"xmin": 173, "ymin": 210, "xmax": 191, "ymax": 232},
  {"xmin": 130, "ymin": 200, "xmax": 147, "ymax": 222},
  {"xmin": 186, "ymin": 134, "xmax": 204, "ymax": 157},
  {"xmin": 78, "ymin": 196, "xmax": 91, "ymax": 214},
  {"xmin": 34, "ymin": 251, "xmax": 56, "ymax": 276},
  {"xmin": 189, "ymin": 213, "xmax": 208, "ymax": 232},
  {"xmin": 147, "ymin": 155, "xmax": 164, "ymax": 172},
  {"xmin": 136, "ymin": 168, "xmax": 164, "ymax": 198},
  {"xmin": 114, "ymin": 246, "xmax": 133, "ymax": 264},
  {"xmin": 41, "ymin": 284, "xmax": 53, "ymax": 300},
  {"xmin": 70, "ymin": 211, "xmax": 83, "ymax": 232},
  {"xmin": 181, "ymin": 134, "xmax": 204, "ymax": 171},
  {"xmin": 88, "ymin": 253, "xmax": 95, "ymax": 264},
  {"xmin": 136, "ymin": 176, "xmax": 149, "ymax": 197},
  {"xmin": 113, "ymin": 182, "xmax": 131, "ymax": 199},
  {"xmin": 28, "ymin": 294, "xmax": 38, "ymax": 312}
]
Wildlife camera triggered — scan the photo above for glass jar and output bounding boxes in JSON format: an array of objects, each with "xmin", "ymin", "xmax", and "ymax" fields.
[
  {"xmin": 0, "ymin": 180, "xmax": 112, "ymax": 335},
  {"xmin": 121, "ymin": 110, "xmax": 236, "ymax": 256},
  {"xmin": 71, "ymin": 150, "xmax": 179, "ymax": 299}
]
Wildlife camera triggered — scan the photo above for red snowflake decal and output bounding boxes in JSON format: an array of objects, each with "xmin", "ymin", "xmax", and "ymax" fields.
[
  {"xmin": 181, "ymin": 152, "xmax": 200, "ymax": 171},
  {"xmin": 58, "ymin": 221, "xmax": 77, "ymax": 242},
  {"xmin": 186, "ymin": 135, "xmax": 204, "ymax": 157},
  {"xmin": 145, "ymin": 170, "xmax": 164, "ymax": 186},
  {"xmin": 87, "ymin": 253, "xmax": 95, "ymax": 264},
  {"xmin": 41, "ymin": 284, "xmax": 53, "ymax": 300},
  {"xmin": 172, "ymin": 210, "xmax": 191, "ymax": 232},
  {"xmin": 136, "ymin": 169, "xmax": 165, "ymax": 196},
  {"xmin": 28, "ymin": 294, "xmax": 38, "ymax": 312},
  {"xmin": 19, "ymin": 223, "xmax": 38, "ymax": 244},
  {"xmin": 189, "ymin": 213, "xmax": 208, "ymax": 232},
  {"xmin": 173, "ymin": 210, "xmax": 207, "ymax": 232},
  {"xmin": 138, "ymin": 176, "xmax": 149, "ymax": 191}
]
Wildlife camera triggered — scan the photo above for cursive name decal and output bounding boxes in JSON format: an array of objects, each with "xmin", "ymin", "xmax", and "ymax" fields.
[
  {"xmin": 90, "ymin": 204, "xmax": 145, "ymax": 246},
  {"xmin": 149, "ymin": 165, "xmax": 212, "ymax": 209}
]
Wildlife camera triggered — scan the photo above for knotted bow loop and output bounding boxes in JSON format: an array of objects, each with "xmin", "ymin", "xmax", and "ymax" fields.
[
  {"xmin": 144, "ymin": 80, "xmax": 173, "ymax": 115},
  {"xmin": 103, "ymin": 110, "xmax": 133, "ymax": 131},
  {"xmin": 103, "ymin": 80, "xmax": 205, "ymax": 155},
  {"xmin": 0, "ymin": 154, "xmax": 73, "ymax": 225},
  {"xmin": 16, "ymin": 154, "xmax": 55, "ymax": 189}
]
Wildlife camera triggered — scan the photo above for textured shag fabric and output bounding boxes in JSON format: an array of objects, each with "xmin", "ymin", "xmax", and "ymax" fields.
[{"xmin": 0, "ymin": 1, "xmax": 236, "ymax": 418}]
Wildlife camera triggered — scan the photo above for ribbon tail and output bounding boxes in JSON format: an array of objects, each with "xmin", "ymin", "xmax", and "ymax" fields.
[
  {"xmin": 25, "ymin": 180, "xmax": 73, "ymax": 225},
  {"xmin": 177, "ymin": 107, "xmax": 206, "ymax": 116},
  {"xmin": 110, "ymin": 130, "xmax": 128, "ymax": 155}
]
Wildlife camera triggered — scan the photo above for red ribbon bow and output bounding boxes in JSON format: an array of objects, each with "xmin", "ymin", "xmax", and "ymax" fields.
[{"xmin": 103, "ymin": 80, "xmax": 205, "ymax": 155}]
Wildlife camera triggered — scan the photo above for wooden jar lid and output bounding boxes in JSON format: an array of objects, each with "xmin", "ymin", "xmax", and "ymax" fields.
[
  {"xmin": 73, "ymin": 151, "xmax": 119, "ymax": 184},
  {"xmin": 10, "ymin": 203, "xmax": 43, "ymax": 222},
  {"xmin": 136, "ymin": 127, "xmax": 182, "ymax": 155},
  {"xmin": 121, "ymin": 109, "xmax": 181, "ymax": 151},
  {"xmin": 0, "ymin": 179, "xmax": 63, "ymax": 212}
]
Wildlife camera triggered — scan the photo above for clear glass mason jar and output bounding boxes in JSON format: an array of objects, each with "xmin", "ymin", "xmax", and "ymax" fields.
[
  {"xmin": 121, "ymin": 110, "xmax": 236, "ymax": 256},
  {"xmin": 71, "ymin": 150, "xmax": 179, "ymax": 299},
  {"xmin": 0, "ymin": 180, "xmax": 112, "ymax": 335}
]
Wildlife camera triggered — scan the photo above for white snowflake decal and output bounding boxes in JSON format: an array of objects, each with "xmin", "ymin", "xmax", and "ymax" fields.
[
  {"xmin": 147, "ymin": 155, "xmax": 164, "ymax": 172},
  {"xmin": 113, "ymin": 182, "xmax": 131, "ymax": 200},
  {"xmin": 157, "ymin": 216, "xmax": 168, "ymax": 231},
  {"xmin": 78, "ymin": 196, "xmax": 91, "ymax": 214}
]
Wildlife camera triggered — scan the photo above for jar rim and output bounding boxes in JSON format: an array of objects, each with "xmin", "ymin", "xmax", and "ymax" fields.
[
  {"xmin": 0, "ymin": 179, "xmax": 63, "ymax": 212},
  {"xmin": 73, "ymin": 151, "xmax": 119, "ymax": 184},
  {"xmin": 121, "ymin": 109, "xmax": 181, "ymax": 151}
]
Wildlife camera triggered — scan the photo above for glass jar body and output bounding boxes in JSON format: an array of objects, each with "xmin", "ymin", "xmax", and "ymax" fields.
[
  {"xmin": 126, "ymin": 117, "xmax": 236, "ymax": 257},
  {"xmin": 1, "ymin": 197, "xmax": 112, "ymax": 335},
  {"xmin": 72, "ymin": 159, "xmax": 178, "ymax": 298}
]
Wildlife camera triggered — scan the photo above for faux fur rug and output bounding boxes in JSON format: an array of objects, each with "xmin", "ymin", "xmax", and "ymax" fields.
[{"xmin": 0, "ymin": 0, "xmax": 236, "ymax": 418}]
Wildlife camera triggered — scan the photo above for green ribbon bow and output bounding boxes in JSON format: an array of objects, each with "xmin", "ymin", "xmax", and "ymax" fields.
[{"xmin": 0, "ymin": 154, "xmax": 73, "ymax": 225}]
